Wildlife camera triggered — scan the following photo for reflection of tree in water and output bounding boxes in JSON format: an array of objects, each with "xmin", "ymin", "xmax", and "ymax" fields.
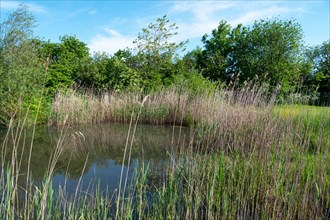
[
  {"xmin": 0, "ymin": 126, "xmax": 56, "ymax": 179},
  {"xmin": 0, "ymin": 123, "xmax": 188, "ymax": 182}
]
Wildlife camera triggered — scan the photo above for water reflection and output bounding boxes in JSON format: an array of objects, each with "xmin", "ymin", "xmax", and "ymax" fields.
[{"xmin": 0, "ymin": 123, "xmax": 188, "ymax": 194}]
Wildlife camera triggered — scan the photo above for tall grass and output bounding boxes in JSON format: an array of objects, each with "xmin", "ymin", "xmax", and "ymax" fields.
[
  {"xmin": 49, "ymin": 88, "xmax": 187, "ymax": 126},
  {"xmin": 1, "ymin": 82, "xmax": 329, "ymax": 219},
  {"xmin": 49, "ymin": 80, "xmax": 276, "ymax": 127}
]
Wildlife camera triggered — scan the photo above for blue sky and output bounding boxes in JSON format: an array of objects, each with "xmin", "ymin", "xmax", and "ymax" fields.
[{"xmin": 1, "ymin": 0, "xmax": 329, "ymax": 55}]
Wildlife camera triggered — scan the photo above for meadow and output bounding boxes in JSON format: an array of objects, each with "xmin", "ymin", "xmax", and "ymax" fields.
[{"xmin": 1, "ymin": 84, "xmax": 329, "ymax": 219}]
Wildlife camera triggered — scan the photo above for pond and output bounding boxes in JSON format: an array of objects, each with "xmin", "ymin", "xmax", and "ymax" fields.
[{"xmin": 0, "ymin": 123, "xmax": 189, "ymax": 196}]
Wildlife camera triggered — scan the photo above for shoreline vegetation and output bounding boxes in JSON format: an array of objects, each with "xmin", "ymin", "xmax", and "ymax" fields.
[
  {"xmin": 1, "ymin": 84, "xmax": 330, "ymax": 219},
  {"xmin": 49, "ymin": 80, "xmax": 276, "ymax": 127}
]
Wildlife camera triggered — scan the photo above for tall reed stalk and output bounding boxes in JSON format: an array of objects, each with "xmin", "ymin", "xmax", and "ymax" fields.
[{"xmin": 1, "ymin": 83, "xmax": 329, "ymax": 219}]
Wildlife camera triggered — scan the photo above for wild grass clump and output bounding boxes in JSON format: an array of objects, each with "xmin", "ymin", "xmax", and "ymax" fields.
[
  {"xmin": 125, "ymin": 149, "xmax": 329, "ymax": 219},
  {"xmin": 49, "ymin": 87, "xmax": 188, "ymax": 127},
  {"xmin": 49, "ymin": 79, "xmax": 275, "ymax": 127}
]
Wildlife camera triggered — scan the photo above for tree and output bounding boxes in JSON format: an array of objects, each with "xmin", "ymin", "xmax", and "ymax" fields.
[
  {"xmin": 105, "ymin": 57, "xmax": 142, "ymax": 92},
  {"xmin": 180, "ymin": 47, "xmax": 203, "ymax": 71},
  {"xmin": 0, "ymin": 4, "xmax": 46, "ymax": 125},
  {"xmin": 80, "ymin": 52, "xmax": 110, "ymax": 90},
  {"xmin": 241, "ymin": 19, "xmax": 304, "ymax": 93},
  {"xmin": 304, "ymin": 41, "xmax": 330, "ymax": 104},
  {"xmin": 199, "ymin": 21, "xmax": 249, "ymax": 82},
  {"xmin": 199, "ymin": 18, "xmax": 305, "ymax": 94},
  {"xmin": 133, "ymin": 15, "xmax": 187, "ymax": 90},
  {"xmin": 81, "ymin": 52, "xmax": 142, "ymax": 92},
  {"xmin": 43, "ymin": 35, "xmax": 91, "ymax": 94},
  {"xmin": 313, "ymin": 41, "xmax": 330, "ymax": 101}
]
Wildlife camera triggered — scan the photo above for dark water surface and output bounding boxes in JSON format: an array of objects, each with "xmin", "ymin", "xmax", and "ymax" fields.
[{"xmin": 0, "ymin": 123, "xmax": 189, "ymax": 195}]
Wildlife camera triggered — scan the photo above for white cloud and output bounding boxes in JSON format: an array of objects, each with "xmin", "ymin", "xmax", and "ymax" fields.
[
  {"xmin": 175, "ymin": 20, "xmax": 218, "ymax": 42},
  {"xmin": 230, "ymin": 5, "xmax": 307, "ymax": 26},
  {"xmin": 169, "ymin": 1, "xmax": 307, "ymax": 42},
  {"xmin": 230, "ymin": 6, "xmax": 290, "ymax": 26},
  {"xmin": 88, "ymin": 29, "xmax": 134, "ymax": 54},
  {"xmin": 90, "ymin": 1, "xmax": 309, "ymax": 54},
  {"xmin": 88, "ymin": 9, "xmax": 97, "ymax": 15},
  {"xmin": 169, "ymin": 1, "xmax": 238, "ymax": 41},
  {"xmin": 1, "ymin": 1, "xmax": 46, "ymax": 13},
  {"xmin": 104, "ymin": 28, "xmax": 122, "ymax": 37}
]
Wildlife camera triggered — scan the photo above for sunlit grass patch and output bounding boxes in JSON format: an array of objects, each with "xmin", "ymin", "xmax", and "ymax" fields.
[{"xmin": 274, "ymin": 104, "xmax": 330, "ymax": 120}]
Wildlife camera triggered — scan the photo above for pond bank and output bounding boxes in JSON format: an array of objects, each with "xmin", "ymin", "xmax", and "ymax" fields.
[{"xmin": 1, "ymin": 88, "xmax": 329, "ymax": 219}]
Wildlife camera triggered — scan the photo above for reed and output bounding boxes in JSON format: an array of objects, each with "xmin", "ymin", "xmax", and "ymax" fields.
[
  {"xmin": 49, "ymin": 80, "xmax": 275, "ymax": 127},
  {"xmin": 1, "ymin": 83, "xmax": 329, "ymax": 219}
]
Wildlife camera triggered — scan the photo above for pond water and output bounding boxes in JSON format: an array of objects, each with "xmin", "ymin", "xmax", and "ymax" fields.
[{"xmin": 0, "ymin": 123, "xmax": 189, "ymax": 196}]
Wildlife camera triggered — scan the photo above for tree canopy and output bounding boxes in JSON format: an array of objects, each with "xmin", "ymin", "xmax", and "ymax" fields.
[
  {"xmin": 198, "ymin": 19, "xmax": 305, "ymax": 94},
  {"xmin": 0, "ymin": 4, "xmax": 46, "ymax": 124},
  {"xmin": 133, "ymin": 15, "xmax": 188, "ymax": 89}
]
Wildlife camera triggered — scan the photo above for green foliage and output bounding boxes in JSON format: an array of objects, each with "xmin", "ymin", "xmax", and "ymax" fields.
[
  {"xmin": 200, "ymin": 21, "xmax": 236, "ymax": 82},
  {"xmin": 43, "ymin": 35, "xmax": 91, "ymax": 95},
  {"xmin": 0, "ymin": 4, "xmax": 47, "ymax": 125},
  {"xmin": 106, "ymin": 58, "xmax": 142, "ymax": 92},
  {"xmin": 199, "ymin": 19, "xmax": 305, "ymax": 94},
  {"xmin": 79, "ymin": 52, "xmax": 110, "ymax": 90},
  {"xmin": 304, "ymin": 41, "xmax": 330, "ymax": 104},
  {"xmin": 177, "ymin": 71, "xmax": 217, "ymax": 94},
  {"xmin": 243, "ymin": 19, "xmax": 304, "ymax": 94},
  {"xmin": 181, "ymin": 46, "xmax": 204, "ymax": 72},
  {"xmin": 133, "ymin": 15, "xmax": 188, "ymax": 89},
  {"xmin": 78, "ymin": 52, "xmax": 142, "ymax": 92}
]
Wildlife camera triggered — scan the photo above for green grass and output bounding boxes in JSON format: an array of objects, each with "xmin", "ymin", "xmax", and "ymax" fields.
[{"xmin": 274, "ymin": 104, "xmax": 330, "ymax": 152}]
